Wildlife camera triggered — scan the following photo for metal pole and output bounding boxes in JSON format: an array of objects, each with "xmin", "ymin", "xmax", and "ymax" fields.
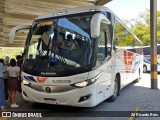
[{"xmin": 150, "ymin": 0, "xmax": 158, "ymax": 89}]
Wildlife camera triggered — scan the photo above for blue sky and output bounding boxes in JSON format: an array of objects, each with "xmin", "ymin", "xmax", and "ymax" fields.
[{"xmin": 105, "ymin": 0, "xmax": 160, "ymax": 19}]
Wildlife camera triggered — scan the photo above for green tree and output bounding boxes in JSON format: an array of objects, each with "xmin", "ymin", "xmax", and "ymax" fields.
[
  {"xmin": 125, "ymin": 9, "xmax": 160, "ymax": 46},
  {"xmin": 0, "ymin": 48, "xmax": 24, "ymax": 59}
]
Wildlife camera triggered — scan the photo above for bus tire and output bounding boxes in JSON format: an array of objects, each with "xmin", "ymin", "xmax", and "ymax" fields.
[
  {"xmin": 134, "ymin": 69, "xmax": 140, "ymax": 83},
  {"xmin": 143, "ymin": 65, "xmax": 147, "ymax": 73},
  {"xmin": 107, "ymin": 76, "xmax": 119, "ymax": 102}
]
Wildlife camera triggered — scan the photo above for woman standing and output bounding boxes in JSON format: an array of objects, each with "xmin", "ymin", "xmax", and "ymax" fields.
[
  {"xmin": 0, "ymin": 58, "xmax": 5, "ymax": 110},
  {"xmin": 7, "ymin": 58, "xmax": 20, "ymax": 108}
]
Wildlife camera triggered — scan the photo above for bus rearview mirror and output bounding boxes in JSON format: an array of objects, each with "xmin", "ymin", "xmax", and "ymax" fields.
[
  {"xmin": 90, "ymin": 13, "xmax": 111, "ymax": 38},
  {"xmin": 9, "ymin": 25, "xmax": 31, "ymax": 44}
]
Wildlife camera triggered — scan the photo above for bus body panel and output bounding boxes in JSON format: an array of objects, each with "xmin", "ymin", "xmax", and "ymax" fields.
[
  {"xmin": 117, "ymin": 50, "xmax": 142, "ymax": 85},
  {"xmin": 22, "ymin": 81, "xmax": 97, "ymax": 107},
  {"xmin": 144, "ymin": 55, "xmax": 160, "ymax": 72},
  {"xmin": 87, "ymin": 59, "xmax": 112, "ymax": 104},
  {"xmin": 22, "ymin": 71, "xmax": 89, "ymax": 85},
  {"xmin": 143, "ymin": 45, "xmax": 160, "ymax": 72}
]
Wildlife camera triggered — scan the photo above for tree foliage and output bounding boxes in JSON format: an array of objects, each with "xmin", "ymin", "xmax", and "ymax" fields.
[
  {"xmin": 114, "ymin": 19, "xmax": 141, "ymax": 47},
  {"xmin": 0, "ymin": 48, "xmax": 24, "ymax": 60},
  {"xmin": 125, "ymin": 9, "xmax": 160, "ymax": 46}
]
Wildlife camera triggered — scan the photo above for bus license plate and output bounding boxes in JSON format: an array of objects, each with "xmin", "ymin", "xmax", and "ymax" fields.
[{"xmin": 43, "ymin": 98, "xmax": 57, "ymax": 104}]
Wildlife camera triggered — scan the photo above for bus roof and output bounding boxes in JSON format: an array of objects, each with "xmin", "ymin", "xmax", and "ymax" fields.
[
  {"xmin": 140, "ymin": 44, "xmax": 160, "ymax": 48},
  {"xmin": 36, "ymin": 6, "xmax": 110, "ymax": 20}
]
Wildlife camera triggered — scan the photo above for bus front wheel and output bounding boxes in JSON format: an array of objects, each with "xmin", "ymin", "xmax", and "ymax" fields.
[{"xmin": 107, "ymin": 77, "xmax": 119, "ymax": 102}]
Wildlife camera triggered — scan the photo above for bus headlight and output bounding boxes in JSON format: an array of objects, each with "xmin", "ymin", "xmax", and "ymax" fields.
[
  {"xmin": 71, "ymin": 78, "xmax": 97, "ymax": 88},
  {"xmin": 22, "ymin": 80, "xmax": 31, "ymax": 86},
  {"xmin": 74, "ymin": 81, "xmax": 88, "ymax": 88}
]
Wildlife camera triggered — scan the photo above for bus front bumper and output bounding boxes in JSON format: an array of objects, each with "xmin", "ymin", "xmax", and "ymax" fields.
[{"xmin": 21, "ymin": 83, "xmax": 97, "ymax": 107}]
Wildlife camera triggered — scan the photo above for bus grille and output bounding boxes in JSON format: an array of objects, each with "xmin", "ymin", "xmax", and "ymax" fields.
[{"xmin": 29, "ymin": 84, "xmax": 76, "ymax": 93}]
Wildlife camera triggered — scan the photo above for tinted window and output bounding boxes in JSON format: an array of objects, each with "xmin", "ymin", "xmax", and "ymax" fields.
[
  {"xmin": 157, "ymin": 46, "xmax": 160, "ymax": 54},
  {"xmin": 114, "ymin": 18, "xmax": 141, "ymax": 47},
  {"xmin": 97, "ymin": 21, "xmax": 111, "ymax": 62},
  {"xmin": 143, "ymin": 47, "xmax": 150, "ymax": 55}
]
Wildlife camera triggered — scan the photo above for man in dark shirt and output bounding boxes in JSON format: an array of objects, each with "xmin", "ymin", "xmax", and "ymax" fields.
[{"xmin": 16, "ymin": 55, "xmax": 23, "ymax": 93}]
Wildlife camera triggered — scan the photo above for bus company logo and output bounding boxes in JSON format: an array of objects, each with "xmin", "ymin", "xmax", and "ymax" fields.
[
  {"xmin": 45, "ymin": 86, "xmax": 52, "ymax": 93},
  {"xmin": 124, "ymin": 51, "xmax": 135, "ymax": 73},
  {"xmin": 37, "ymin": 77, "xmax": 48, "ymax": 83}
]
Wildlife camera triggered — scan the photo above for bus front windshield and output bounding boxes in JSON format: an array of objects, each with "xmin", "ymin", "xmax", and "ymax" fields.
[{"xmin": 23, "ymin": 14, "xmax": 95, "ymax": 77}]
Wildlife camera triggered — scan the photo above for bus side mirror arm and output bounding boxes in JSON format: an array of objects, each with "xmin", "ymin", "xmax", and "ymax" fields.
[
  {"xmin": 9, "ymin": 25, "xmax": 31, "ymax": 44},
  {"xmin": 90, "ymin": 13, "xmax": 111, "ymax": 38}
]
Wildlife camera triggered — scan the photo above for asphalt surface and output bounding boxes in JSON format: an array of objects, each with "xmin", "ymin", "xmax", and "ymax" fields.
[{"xmin": 1, "ymin": 73, "xmax": 160, "ymax": 120}]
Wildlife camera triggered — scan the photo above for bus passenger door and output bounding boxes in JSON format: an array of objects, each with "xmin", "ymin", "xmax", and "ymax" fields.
[{"xmin": 96, "ymin": 20, "xmax": 112, "ymax": 103}]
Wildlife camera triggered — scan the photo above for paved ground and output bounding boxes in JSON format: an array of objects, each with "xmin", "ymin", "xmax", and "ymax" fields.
[{"xmin": 1, "ymin": 73, "xmax": 160, "ymax": 120}]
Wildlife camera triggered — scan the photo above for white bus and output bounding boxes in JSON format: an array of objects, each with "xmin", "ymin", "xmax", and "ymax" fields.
[
  {"xmin": 142, "ymin": 45, "xmax": 160, "ymax": 72},
  {"xmin": 9, "ymin": 6, "xmax": 143, "ymax": 107}
]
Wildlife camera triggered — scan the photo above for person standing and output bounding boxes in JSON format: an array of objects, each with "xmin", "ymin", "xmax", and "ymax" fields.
[
  {"xmin": 4, "ymin": 56, "xmax": 10, "ymax": 102},
  {"xmin": 16, "ymin": 55, "xmax": 23, "ymax": 93},
  {"xmin": 0, "ymin": 58, "xmax": 5, "ymax": 110},
  {"xmin": 7, "ymin": 58, "xmax": 20, "ymax": 108}
]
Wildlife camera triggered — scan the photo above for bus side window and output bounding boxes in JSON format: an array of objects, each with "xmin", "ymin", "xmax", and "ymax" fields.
[
  {"xmin": 157, "ymin": 46, "xmax": 160, "ymax": 54},
  {"xmin": 97, "ymin": 21, "xmax": 111, "ymax": 61},
  {"xmin": 97, "ymin": 31, "xmax": 105, "ymax": 61},
  {"xmin": 143, "ymin": 47, "xmax": 150, "ymax": 55}
]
